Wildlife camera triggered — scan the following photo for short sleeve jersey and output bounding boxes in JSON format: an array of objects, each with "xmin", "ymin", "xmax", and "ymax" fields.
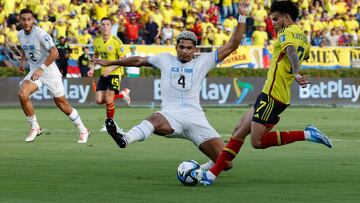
[
  {"xmin": 18, "ymin": 26, "xmax": 61, "ymax": 77},
  {"xmin": 94, "ymin": 35, "xmax": 126, "ymax": 76},
  {"xmin": 262, "ymin": 24, "xmax": 310, "ymax": 104},
  {"xmin": 148, "ymin": 51, "xmax": 218, "ymax": 112}
]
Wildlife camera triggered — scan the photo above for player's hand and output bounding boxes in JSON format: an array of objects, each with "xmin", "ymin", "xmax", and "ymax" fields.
[
  {"xmin": 18, "ymin": 65, "xmax": 25, "ymax": 74},
  {"xmin": 239, "ymin": 0, "xmax": 252, "ymax": 16},
  {"xmin": 87, "ymin": 69, "xmax": 94, "ymax": 77},
  {"xmin": 295, "ymin": 73, "xmax": 310, "ymax": 88},
  {"xmin": 92, "ymin": 58, "xmax": 109, "ymax": 66},
  {"xmin": 31, "ymin": 68, "xmax": 44, "ymax": 81}
]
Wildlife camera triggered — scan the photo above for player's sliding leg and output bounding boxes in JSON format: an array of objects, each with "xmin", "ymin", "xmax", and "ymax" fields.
[
  {"xmin": 114, "ymin": 88, "xmax": 131, "ymax": 106},
  {"xmin": 18, "ymin": 80, "xmax": 42, "ymax": 142},
  {"xmin": 54, "ymin": 96, "xmax": 89, "ymax": 143},
  {"xmin": 200, "ymin": 109, "xmax": 253, "ymax": 185}
]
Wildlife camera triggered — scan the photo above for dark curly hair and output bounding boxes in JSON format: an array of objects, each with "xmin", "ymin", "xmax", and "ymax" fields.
[{"xmin": 270, "ymin": 0, "xmax": 299, "ymax": 21}]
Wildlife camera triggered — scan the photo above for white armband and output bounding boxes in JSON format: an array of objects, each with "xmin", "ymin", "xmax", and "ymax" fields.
[
  {"xmin": 238, "ymin": 15, "xmax": 247, "ymax": 23},
  {"xmin": 40, "ymin": 64, "xmax": 47, "ymax": 70}
]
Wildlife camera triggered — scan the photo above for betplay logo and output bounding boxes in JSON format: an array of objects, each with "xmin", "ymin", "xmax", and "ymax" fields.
[
  {"xmin": 299, "ymin": 80, "xmax": 360, "ymax": 102},
  {"xmin": 233, "ymin": 78, "xmax": 253, "ymax": 104}
]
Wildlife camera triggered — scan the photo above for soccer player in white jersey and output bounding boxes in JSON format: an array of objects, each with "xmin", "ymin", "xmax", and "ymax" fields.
[
  {"xmin": 17, "ymin": 8, "xmax": 90, "ymax": 143},
  {"xmin": 93, "ymin": 1, "xmax": 251, "ymax": 169}
]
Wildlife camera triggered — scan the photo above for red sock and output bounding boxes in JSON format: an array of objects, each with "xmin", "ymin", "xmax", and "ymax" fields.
[
  {"xmin": 114, "ymin": 92, "xmax": 124, "ymax": 100},
  {"xmin": 260, "ymin": 131, "xmax": 305, "ymax": 149},
  {"xmin": 106, "ymin": 102, "xmax": 115, "ymax": 119},
  {"xmin": 210, "ymin": 137, "xmax": 244, "ymax": 177}
]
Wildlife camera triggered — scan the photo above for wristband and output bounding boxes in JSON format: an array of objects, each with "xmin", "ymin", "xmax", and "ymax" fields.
[
  {"xmin": 238, "ymin": 15, "xmax": 247, "ymax": 23},
  {"xmin": 40, "ymin": 64, "xmax": 47, "ymax": 70}
]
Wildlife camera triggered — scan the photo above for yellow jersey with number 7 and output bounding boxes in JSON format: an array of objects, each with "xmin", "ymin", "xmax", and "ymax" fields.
[
  {"xmin": 94, "ymin": 35, "xmax": 126, "ymax": 76},
  {"xmin": 262, "ymin": 24, "xmax": 310, "ymax": 104}
]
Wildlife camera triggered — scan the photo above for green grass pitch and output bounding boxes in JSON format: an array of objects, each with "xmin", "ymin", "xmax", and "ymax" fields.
[{"xmin": 0, "ymin": 107, "xmax": 359, "ymax": 203}]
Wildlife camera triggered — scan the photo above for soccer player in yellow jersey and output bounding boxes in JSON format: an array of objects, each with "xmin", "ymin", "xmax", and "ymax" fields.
[
  {"xmin": 87, "ymin": 17, "xmax": 130, "ymax": 129},
  {"xmin": 200, "ymin": 0, "xmax": 332, "ymax": 186}
]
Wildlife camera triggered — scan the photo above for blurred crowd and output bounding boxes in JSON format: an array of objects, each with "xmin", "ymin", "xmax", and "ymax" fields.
[{"xmin": 0, "ymin": 0, "xmax": 359, "ymax": 48}]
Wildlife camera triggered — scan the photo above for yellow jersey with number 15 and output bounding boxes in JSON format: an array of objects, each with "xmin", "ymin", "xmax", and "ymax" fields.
[
  {"xmin": 94, "ymin": 35, "xmax": 126, "ymax": 76},
  {"xmin": 262, "ymin": 24, "xmax": 310, "ymax": 105}
]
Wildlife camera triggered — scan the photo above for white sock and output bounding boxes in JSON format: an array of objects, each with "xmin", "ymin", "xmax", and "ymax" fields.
[
  {"xmin": 68, "ymin": 108, "xmax": 87, "ymax": 133},
  {"xmin": 125, "ymin": 120, "xmax": 154, "ymax": 144},
  {"xmin": 200, "ymin": 160, "xmax": 214, "ymax": 171},
  {"xmin": 27, "ymin": 115, "xmax": 40, "ymax": 129},
  {"xmin": 304, "ymin": 130, "xmax": 311, "ymax": 140}
]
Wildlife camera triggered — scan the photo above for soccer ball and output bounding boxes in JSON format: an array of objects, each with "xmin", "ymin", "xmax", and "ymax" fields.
[{"xmin": 176, "ymin": 160, "xmax": 201, "ymax": 186}]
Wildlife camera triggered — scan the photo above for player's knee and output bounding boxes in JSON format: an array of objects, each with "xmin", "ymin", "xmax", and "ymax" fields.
[
  {"xmin": 104, "ymin": 97, "xmax": 113, "ymax": 105},
  {"xmin": 95, "ymin": 98, "xmax": 104, "ymax": 104},
  {"xmin": 153, "ymin": 128, "xmax": 174, "ymax": 136},
  {"xmin": 250, "ymin": 138, "xmax": 263, "ymax": 149},
  {"xmin": 18, "ymin": 90, "xmax": 28, "ymax": 101}
]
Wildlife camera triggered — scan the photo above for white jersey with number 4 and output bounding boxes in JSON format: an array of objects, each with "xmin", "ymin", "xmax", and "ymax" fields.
[
  {"xmin": 148, "ymin": 51, "xmax": 218, "ymax": 113},
  {"xmin": 18, "ymin": 26, "xmax": 61, "ymax": 78}
]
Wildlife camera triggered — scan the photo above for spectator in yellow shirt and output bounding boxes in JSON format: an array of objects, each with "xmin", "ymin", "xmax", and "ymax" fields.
[
  {"xmin": 213, "ymin": 26, "xmax": 227, "ymax": 46},
  {"xmin": 78, "ymin": 29, "xmax": 93, "ymax": 45},
  {"xmin": 78, "ymin": 7, "xmax": 91, "ymax": 30},
  {"xmin": 223, "ymin": 15, "xmax": 238, "ymax": 32},
  {"xmin": 94, "ymin": 0, "xmax": 108, "ymax": 21},
  {"xmin": 6, "ymin": 24, "xmax": 19, "ymax": 45},
  {"xmin": 38, "ymin": 15, "xmax": 54, "ymax": 34},
  {"xmin": 251, "ymin": 23, "xmax": 268, "ymax": 46},
  {"xmin": 163, "ymin": 3, "xmax": 174, "ymax": 25},
  {"xmin": 55, "ymin": 19, "xmax": 68, "ymax": 39}
]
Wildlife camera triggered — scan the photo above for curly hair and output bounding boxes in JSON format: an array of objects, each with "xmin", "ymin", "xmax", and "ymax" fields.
[
  {"xmin": 176, "ymin": 31, "xmax": 197, "ymax": 46},
  {"xmin": 270, "ymin": 0, "xmax": 299, "ymax": 21}
]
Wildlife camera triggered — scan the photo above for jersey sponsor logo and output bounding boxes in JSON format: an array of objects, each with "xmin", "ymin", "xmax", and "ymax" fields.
[
  {"xmin": 279, "ymin": 34, "xmax": 286, "ymax": 43},
  {"xmin": 233, "ymin": 78, "xmax": 254, "ymax": 104},
  {"xmin": 299, "ymin": 79, "xmax": 360, "ymax": 102}
]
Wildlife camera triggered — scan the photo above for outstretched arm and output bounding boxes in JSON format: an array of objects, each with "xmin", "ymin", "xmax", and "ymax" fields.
[
  {"xmin": 286, "ymin": 45, "xmax": 309, "ymax": 88},
  {"xmin": 216, "ymin": 0, "xmax": 251, "ymax": 62},
  {"xmin": 92, "ymin": 56, "xmax": 151, "ymax": 67}
]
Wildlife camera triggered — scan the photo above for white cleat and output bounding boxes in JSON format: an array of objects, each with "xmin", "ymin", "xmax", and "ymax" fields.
[
  {"xmin": 25, "ymin": 128, "xmax": 43, "ymax": 142},
  {"xmin": 121, "ymin": 88, "xmax": 131, "ymax": 106},
  {"xmin": 99, "ymin": 125, "xmax": 107, "ymax": 132},
  {"xmin": 78, "ymin": 129, "xmax": 90, "ymax": 144}
]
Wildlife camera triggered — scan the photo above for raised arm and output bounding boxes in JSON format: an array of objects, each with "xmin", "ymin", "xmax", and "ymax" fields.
[
  {"xmin": 93, "ymin": 56, "xmax": 151, "ymax": 67},
  {"xmin": 216, "ymin": 0, "xmax": 251, "ymax": 62}
]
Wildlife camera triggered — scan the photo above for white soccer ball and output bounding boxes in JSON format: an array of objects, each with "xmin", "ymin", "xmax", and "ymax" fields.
[{"xmin": 176, "ymin": 160, "xmax": 201, "ymax": 186}]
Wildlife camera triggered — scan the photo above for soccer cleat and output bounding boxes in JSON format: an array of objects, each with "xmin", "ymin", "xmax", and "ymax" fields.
[
  {"xmin": 199, "ymin": 170, "xmax": 215, "ymax": 186},
  {"xmin": 78, "ymin": 129, "xmax": 90, "ymax": 144},
  {"xmin": 121, "ymin": 88, "xmax": 131, "ymax": 106},
  {"xmin": 305, "ymin": 124, "xmax": 332, "ymax": 148},
  {"xmin": 105, "ymin": 118, "xmax": 128, "ymax": 148},
  {"xmin": 25, "ymin": 128, "xmax": 43, "ymax": 142},
  {"xmin": 99, "ymin": 125, "xmax": 107, "ymax": 132}
]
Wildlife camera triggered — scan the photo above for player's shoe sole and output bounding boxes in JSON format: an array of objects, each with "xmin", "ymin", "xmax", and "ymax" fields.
[
  {"xmin": 25, "ymin": 128, "xmax": 43, "ymax": 142},
  {"xmin": 105, "ymin": 118, "xmax": 128, "ymax": 148},
  {"xmin": 306, "ymin": 124, "xmax": 332, "ymax": 148}
]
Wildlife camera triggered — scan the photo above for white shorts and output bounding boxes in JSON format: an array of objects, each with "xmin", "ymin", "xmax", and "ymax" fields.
[
  {"xmin": 157, "ymin": 110, "xmax": 220, "ymax": 147},
  {"xmin": 23, "ymin": 70, "xmax": 65, "ymax": 97}
]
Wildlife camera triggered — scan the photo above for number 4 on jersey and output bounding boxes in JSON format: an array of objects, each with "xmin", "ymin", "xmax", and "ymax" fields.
[{"xmin": 178, "ymin": 75, "xmax": 185, "ymax": 88}]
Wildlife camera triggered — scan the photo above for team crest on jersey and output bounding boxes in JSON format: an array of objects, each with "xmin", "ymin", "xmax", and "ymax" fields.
[
  {"xmin": 108, "ymin": 46, "xmax": 113, "ymax": 51},
  {"xmin": 29, "ymin": 45, "xmax": 35, "ymax": 50},
  {"xmin": 279, "ymin": 34, "xmax": 286, "ymax": 43}
]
